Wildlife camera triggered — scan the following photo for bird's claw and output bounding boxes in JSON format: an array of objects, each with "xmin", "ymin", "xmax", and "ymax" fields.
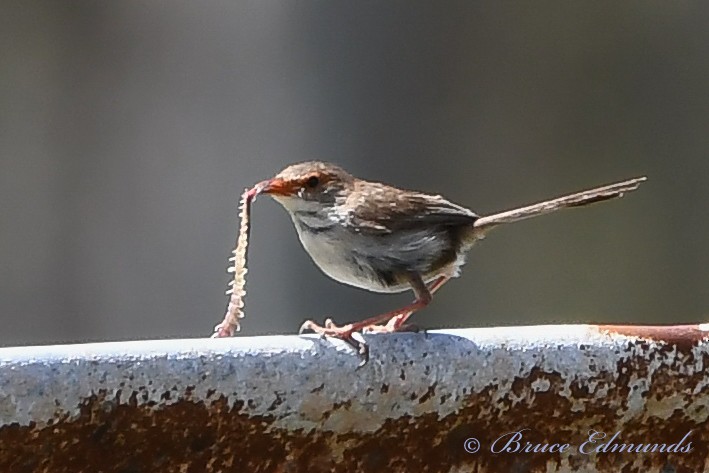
[
  {"xmin": 343, "ymin": 331, "xmax": 369, "ymax": 367},
  {"xmin": 355, "ymin": 340, "xmax": 369, "ymax": 368},
  {"xmin": 298, "ymin": 320, "xmax": 314, "ymax": 335},
  {"xmin": 298, "ymin": 318, "xmax": 369, "ymax": 365}
]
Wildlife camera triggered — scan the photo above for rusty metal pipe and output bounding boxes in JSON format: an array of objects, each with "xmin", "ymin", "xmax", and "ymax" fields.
[{"xmin": 1, "ymin": 324, "xmax": 708, "ymax": 472}]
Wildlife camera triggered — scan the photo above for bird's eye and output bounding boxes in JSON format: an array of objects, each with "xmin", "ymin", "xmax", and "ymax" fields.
[{"xmin": 306, "ymin": 175, "xmax": 320, "ymax": 188}]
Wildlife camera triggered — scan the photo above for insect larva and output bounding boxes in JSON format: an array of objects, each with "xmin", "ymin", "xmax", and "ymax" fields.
[{"xmin": 212, "ymin": 187, "xmax": 254, "ymax": 337}]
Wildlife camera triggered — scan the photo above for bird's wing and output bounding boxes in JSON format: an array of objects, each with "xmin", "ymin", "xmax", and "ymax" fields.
[{"xmin": 346, "ymin": 182, "xmax": 478, "ymax": 234}]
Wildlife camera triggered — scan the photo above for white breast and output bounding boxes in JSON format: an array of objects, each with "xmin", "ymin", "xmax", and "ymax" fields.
[{"xmin": 294, "ymin": 222, "xmax": 386, "ymax": 291}]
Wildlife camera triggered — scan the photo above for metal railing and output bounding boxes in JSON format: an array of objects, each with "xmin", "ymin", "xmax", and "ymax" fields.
[{"xmin": 0, "ymin": 324, "xmax": 707, "ymax": 472}]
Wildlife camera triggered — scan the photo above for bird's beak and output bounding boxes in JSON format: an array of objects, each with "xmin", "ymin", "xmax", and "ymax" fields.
[{"xmin": 256, "ymin": 178, "xmax": 296, "ymax": 197}]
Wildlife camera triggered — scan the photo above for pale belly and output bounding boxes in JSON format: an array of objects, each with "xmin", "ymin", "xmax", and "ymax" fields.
[
  {"xmin": 294, "ymin": 223, "xmax": 466, "ymax": 293},
  {"xmin": 297, "ymin": 225, "xmax": 392, "ymax": 291}
]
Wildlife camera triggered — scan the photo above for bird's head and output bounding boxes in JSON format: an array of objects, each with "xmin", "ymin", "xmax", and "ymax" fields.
[{"xmin": 255, "ymin": 161, "xmax": 355, "ymax": 214}]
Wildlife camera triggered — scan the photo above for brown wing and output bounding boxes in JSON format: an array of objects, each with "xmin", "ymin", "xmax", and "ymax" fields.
[{"xmin": 346, "ymin": 181, "xmax": 478, "ymax": 234}]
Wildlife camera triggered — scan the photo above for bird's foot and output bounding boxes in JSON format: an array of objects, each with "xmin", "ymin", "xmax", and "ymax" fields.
[
  {"xmin": 361, "ymin": 312, "xmax": 422, "ymax": 334},
  {"xmin": 299, "ymin": 318, "xmax": 369, "ymax": 366},
  {"xmin": 362, "ymin": 321, "xmax": 421, "ymax": 334}
]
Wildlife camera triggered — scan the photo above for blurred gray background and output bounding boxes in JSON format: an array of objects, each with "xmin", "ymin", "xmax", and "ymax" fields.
[{"xmin": 1, "ymin": 1, "xmax": 707, "ymax": 347}]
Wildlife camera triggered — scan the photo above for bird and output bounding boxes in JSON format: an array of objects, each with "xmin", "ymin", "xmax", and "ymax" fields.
[{"xmin": 253, "ymin": 161, "xmax": 645, "ymax": 360}]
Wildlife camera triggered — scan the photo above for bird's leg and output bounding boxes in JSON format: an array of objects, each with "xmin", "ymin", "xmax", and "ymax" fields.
[
  {"xmin": 363, "ymin": 275, "xmax": 450, "ymax": 333},
  {"xmin": 298, "ymin": 273, "xmax": 435, "ymax": 359}
]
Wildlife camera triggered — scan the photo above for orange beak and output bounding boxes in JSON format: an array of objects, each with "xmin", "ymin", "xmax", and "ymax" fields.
[{"xmin": 256, "ymin": 178, "xmax": 297, "ymax": 197}]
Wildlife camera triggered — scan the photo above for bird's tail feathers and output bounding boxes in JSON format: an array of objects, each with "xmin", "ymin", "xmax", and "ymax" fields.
[{"xmin": 472, "ymin": 176, "xmax": 646, "ymax": 235}]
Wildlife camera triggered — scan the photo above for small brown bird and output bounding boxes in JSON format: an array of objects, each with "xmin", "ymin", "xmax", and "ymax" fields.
[{"xmin": 255, "ymin": 161, "xmax": 645, "ymax": 359}]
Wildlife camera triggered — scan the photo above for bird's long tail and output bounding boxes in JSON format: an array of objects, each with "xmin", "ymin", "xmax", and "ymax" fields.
[{"xmin": 473, "ymin": 176, "xmax": 646, "ymax": 234}]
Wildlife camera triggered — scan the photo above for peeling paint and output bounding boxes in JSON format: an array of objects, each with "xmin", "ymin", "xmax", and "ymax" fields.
[{"xmin": 0, "ymin": 325, "xmax": 708, "ymax": 472}]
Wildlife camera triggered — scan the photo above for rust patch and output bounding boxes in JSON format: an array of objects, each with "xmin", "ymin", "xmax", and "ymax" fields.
[{"xmin": 598, "ymin": 324, "xmax": 709, "ymax": 351}]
